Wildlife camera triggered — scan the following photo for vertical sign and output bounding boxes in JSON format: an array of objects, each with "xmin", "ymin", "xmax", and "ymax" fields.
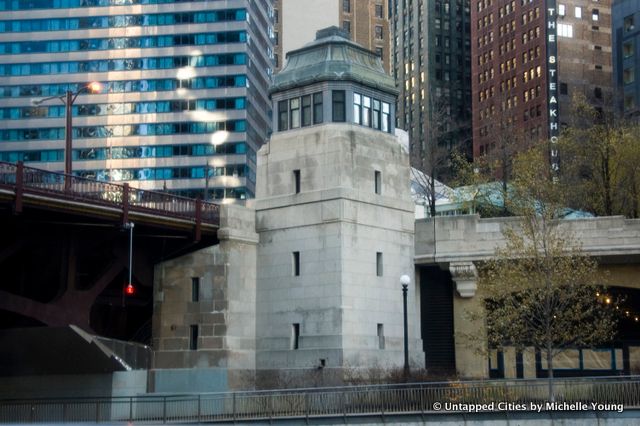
[{"xmin": 546, "ymin": 1, "xmax": 560, "ymax": 177}]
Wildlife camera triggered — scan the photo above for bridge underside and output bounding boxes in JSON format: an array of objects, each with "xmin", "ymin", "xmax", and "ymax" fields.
[{"xmin": 0, "ymin": 201, "xmax": 218, "ymax": 344}]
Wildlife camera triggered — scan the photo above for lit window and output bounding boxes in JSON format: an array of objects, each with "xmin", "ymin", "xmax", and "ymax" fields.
[
  {"xmin": 592, "ymin": 9, "xmax": 599, "ymax": 21},
  {"xmin": 558, "ymin": 23, "xmax": 573, "ymax": 38},
  {"xmin": 559, "ymin": 4, "xmax": 565, "ymax": 16},
  {"xmin": 575, "ymin": 7, "xmax": 581, "ymax": 19}
]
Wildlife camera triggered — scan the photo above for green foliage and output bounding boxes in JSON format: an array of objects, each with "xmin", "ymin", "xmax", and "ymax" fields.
[{"xmin": 478, "ymin": 146, "xmax": 619, "ymax": 388}]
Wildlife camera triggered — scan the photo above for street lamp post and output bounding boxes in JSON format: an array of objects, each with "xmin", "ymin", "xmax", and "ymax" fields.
[
  {"xmin": 400, "ymin": 274, "xmax": 411, "ymax": 379},
  {"xmin": 32, "ymin": 82, "xmax": 102, "ymax": 189}
]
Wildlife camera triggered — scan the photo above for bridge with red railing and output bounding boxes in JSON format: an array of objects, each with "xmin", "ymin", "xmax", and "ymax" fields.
[
  {"xmin": 0, "ymin": 161, "xmax": 221, "ymax": 341},
  {"xmin": 0, "ymin": 161, "xmax": 219, "ymax": 239}
]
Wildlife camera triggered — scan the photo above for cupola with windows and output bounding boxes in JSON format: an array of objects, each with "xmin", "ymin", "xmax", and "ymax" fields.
[{"xmin": 270, "ymin": 26, "xmax": 397, "ymax": 134}]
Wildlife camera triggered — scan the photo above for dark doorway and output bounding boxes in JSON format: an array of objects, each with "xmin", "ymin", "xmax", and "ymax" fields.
[{"xmin": 420, "ymin": 265, "xmax": 456, "ymax": 373}]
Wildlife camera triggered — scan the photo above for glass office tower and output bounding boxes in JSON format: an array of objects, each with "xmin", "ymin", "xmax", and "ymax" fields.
[{"xmin": 0, "ymin": 0, "xmax": 274, "ymax": 200}]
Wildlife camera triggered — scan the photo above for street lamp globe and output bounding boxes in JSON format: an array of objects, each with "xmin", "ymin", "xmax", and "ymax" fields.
[{"xmin": 400, "ymin": 275, "xmax": 411, "ymax": 286}]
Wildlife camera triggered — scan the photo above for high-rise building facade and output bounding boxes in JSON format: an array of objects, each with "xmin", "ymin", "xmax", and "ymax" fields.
[
  {"xmin": 613, "ymin": 0, "xmax": 640, "ymax": 116},
  {"xmin": 471, "ymin": 0, "xmax": 612, "ymax": 159},
  {"xmin": 0, "ymin": 0, "xmax": 274, "ymax": 201},
  {"xmin": 392, "ymin": 0, "xmax": 473, "ymax": 166},
  {"xmin": 272, "ymin": 0, "xmax": 391, "ymax": 73}
]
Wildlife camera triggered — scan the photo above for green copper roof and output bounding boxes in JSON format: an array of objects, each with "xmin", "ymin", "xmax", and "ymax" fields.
[{"xmin": 271, "ymin": 27, "xmax": 398, "ymax": 95}]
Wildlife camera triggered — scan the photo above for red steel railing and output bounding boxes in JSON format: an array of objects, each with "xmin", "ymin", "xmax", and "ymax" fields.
[{"xmin": 0, "ymin": 161, "xmax": 219, "ymax": 226}]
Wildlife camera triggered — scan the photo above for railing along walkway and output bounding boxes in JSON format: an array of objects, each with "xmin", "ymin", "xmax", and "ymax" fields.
[
  {"xmin": 1, "ymin": 376, "xmax": 639, "ymax": 423},
  {"xmin": 0, "ymin": 161, "xmax": 219, "ymax": 228}
]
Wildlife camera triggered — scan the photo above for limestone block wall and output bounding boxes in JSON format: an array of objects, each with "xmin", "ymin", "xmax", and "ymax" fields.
[
  {"xmin": 255, "ymin": 124, "xmax": 423, "ymax": 371},
  {"xmin": 152, "ymin": 204, "xmax": 258, "ymax": 387},
  {"xmin": 415, "ymin": 214, "xmax": 640, "ymax": 379}
]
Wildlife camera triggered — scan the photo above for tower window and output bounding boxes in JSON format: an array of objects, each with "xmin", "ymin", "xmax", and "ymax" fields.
[
  {"xmin": 191, "ymin": 277, "xmax": 200, "ymax": 302},
  {"xmin": 376, "ymin": 252, "xmax": 383, "ymax": 276},
  {"xmin": 293, "ymin": 251, "xmax": 300, "ymax": 276},
  {"xmin": 292, "ymin": 323, "xmax": 300, "ymax": 349},
  {"xmin": 313, "ymin": 92, "xmax": 323, "ymax": 124},
  {"xmin": 189, "ymin": 325, "xmax": 199, "ymax": 350},
  {"xmin": 374, "ymin": 170, "xmax": 382, "ymax": 194},
  {"xmin": 278, "ymin": 100, "xmax": 288, "ymax": 131},
  {"xmin": 332, "ymin": 90, "xmax": 346, "ymax": 122},
  {"xmin": 293, "ymin": 169, "xmax": 301, "ymax": 194},
  {"xmin": 377, "ymin": 324, "xmax": 385, "ymax": 349}
]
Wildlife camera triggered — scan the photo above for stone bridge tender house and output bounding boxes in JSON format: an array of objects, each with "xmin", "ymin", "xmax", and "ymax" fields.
[
  {"xmin": 4, "ymin": 28, "xmax": 640, "ymax": 393},
  {"xmin": 154, "ymin": 27, "xmax": 640, "ymax": 386}
]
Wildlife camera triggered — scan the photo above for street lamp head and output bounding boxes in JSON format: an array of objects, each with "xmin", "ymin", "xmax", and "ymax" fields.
[
  {"xmin": 87, "ymin": 81, "xmax": 103, "ymax": 93},
  {"xmin": 400, "ymin": 275, "xmax": 411, "ymax": 286}
]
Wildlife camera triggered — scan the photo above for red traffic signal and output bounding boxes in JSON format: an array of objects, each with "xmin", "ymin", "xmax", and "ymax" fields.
[{"xmin": 124, "ymin": 283, "xmax": 135, "ymax": 296}]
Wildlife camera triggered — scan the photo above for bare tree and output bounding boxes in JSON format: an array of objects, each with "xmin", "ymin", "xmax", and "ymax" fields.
[{"xmin": 411, "ymin": 98, "xmax": 469, "ymax": 217}]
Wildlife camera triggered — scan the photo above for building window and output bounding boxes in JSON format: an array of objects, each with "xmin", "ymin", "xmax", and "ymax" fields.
[
  {"xmin": 375, "ymin": 4, "xmax": 383, "ymax": 18},
  {"xmin": 343, "ymin": 20, "xmax": 351, "ymax": 33},
  {"xmin": 592, "ymin": 9, "xmax": 599, "ymax": 21},
  {"xmin": 374, "ymin": 170, "xmax": 381, "ymax": 194},
  {"xmin": 624, "ymin": 41, "xmax": 634, "ymax": 59},
  {"xmin": 291, "ymin": 324, "xmax": 300, "ymax": 350},
  {"xmin": 293, "ymin": 169, "xmax": 301, "ymax": 194},
  {"xmin": 313, "ymin": 92, "xmax": 323, "ymax": 124},
  {"xmin": 343, "ymin": 0, "xmax": 351, "ymax": 13},
  {"xmin": 560, "ymin": 82, "xmax": 568, "ymax": 95},
  {"xmin": 377, "ymin": 324, "xmax": 385, "ymax": 349},
  {"xmin": 574, "ymin": 6, "xmax": 581, "ymax": 19},
  {"xmin": 290, "ymin": 98, "xmax": 300, "ymax": 128},
  {"xmin": 362, "ymin": 96, "xmax": 371, "ymax": 127},
  {"xmin": 332, "ymin": 90, "xmax": 346, "ymax": 122},
  {"xmin": 372, "ymin": 99, "xmax": 381, "ymax": 129},
  {"xmin": 558, "ymin": 4, "xmax": 565, "ymax": 16},
  {"xmin": 375, "ymin": 26, "xmax": 383, "ymax": 40},
  {"xmin": 558, "ymin": 23, "xmax": 573, "ymax": 38},
  {"xmin": 375, "ymin": 47, "xmax": 383, "ymax": 60},
  {"xmin": 382, "ymin": 102, "xmax": 390, "ymax": 132},
  {"xmin": 293, "ymin": 251, "xmax": 300, "ymax": 276},
  {"xmin": 191, "ymin": 277, "xmax": 200, "ymax": 302},
  {"xmin": 189, "ymin": 325, "xmax": 198, "ymax": 350},
  {"xmin": 624, "ymin": 68, "xmax": 635, "ymax": 85},
  {"xmin": 353, "ymin": 93, "xmax": 362, "ymax": 124},
  {"xmin": 301, "ymin": 95, "xmax": 312, "ymax": 127},
  {"xmin": 376, "ymin": 252, "xmax": 383, "ymax": 276},
  {"xmin": 278, "ymin": 100, "xmax": 288, "ymax": 131},
  {"xmin": 594, "ymin": 87, "xmax": 602, "ymax": 99},
  {"xmin": 624, "ymin": 15, "xmax": 635, "ymax": 33}
]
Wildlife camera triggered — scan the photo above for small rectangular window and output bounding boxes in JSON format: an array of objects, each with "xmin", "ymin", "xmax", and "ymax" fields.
[
  {"xmin": 278, "ymin": 100, "xmax": 288, "ymax": 131},
  {"xmin": 293, "ymin": 251, "xmax": 300, "ymax": 276},
  {"xmin": 624, "ymin": 15, "xmax": 635, "ymax": 33},
  {"xmin": 293, "ymin": 169, "xmax": 301, "ymax": 194},
  {"xmin": 301, "ymin": 95, "xmax": 312, "ymax": 127},
  {"xmin": 332, "ymin": 90, "xmax": 346, "ymax": 122},
  {"xmin": 191, "ymin": 277, "xmax": 200, "ymax": 302},
  {"xmin": 343, "ymin": 20, "xmax": 351, "ymax": 33},
  {"xmin": 343, "ymin": 0, "xmax": 350, "ymax": 13},
  {"xmin": 376, "ymin": 252, "xmax": 383, "ymax": 276},
  {"xmin": 290, "ymin": 98, "xmax": 300, "ymax": 128},
  {"xmin": 313, "ymin": 92, "xmax": 323, "ymax": 124},
  {"xmin": 292, "ymin": 323, "xmax": 300, "ymax": 349},
  {"xmin": 189, "ymin": 325, "xmax": 198, "ymax": 350},
  {"xmin": 353, "ymin": 93, "xmax": 362, "ymax": 124},
  {"xmin": 375, "ymin": 4, "xmax": 383, "ymax": 18},
  {"xmin": 374, "ymin": 170, "xmax": 381, "ymax": 194},
  {"xmin": 377, "ymin": 324, "xmax": 385, "ymax": 349}
]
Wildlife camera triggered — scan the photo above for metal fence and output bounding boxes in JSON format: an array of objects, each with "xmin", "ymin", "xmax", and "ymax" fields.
[
  {"xmin": 0, "ymin": 161, "xmax": 219, "ymax": 225},
  {"xmin": 1, "ymin": 376, "xmax": 638, "ymax": 423}
]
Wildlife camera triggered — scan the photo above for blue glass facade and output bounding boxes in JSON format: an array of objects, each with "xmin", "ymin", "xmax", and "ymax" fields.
[{"xmin": 0, "ymin": 0, "xmax": 274, "ymax": 200}]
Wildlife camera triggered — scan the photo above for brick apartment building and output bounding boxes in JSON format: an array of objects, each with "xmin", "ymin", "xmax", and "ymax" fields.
[{"xmin": 471, "ymin": 0, "xmax": 612, "ymax": 160}]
